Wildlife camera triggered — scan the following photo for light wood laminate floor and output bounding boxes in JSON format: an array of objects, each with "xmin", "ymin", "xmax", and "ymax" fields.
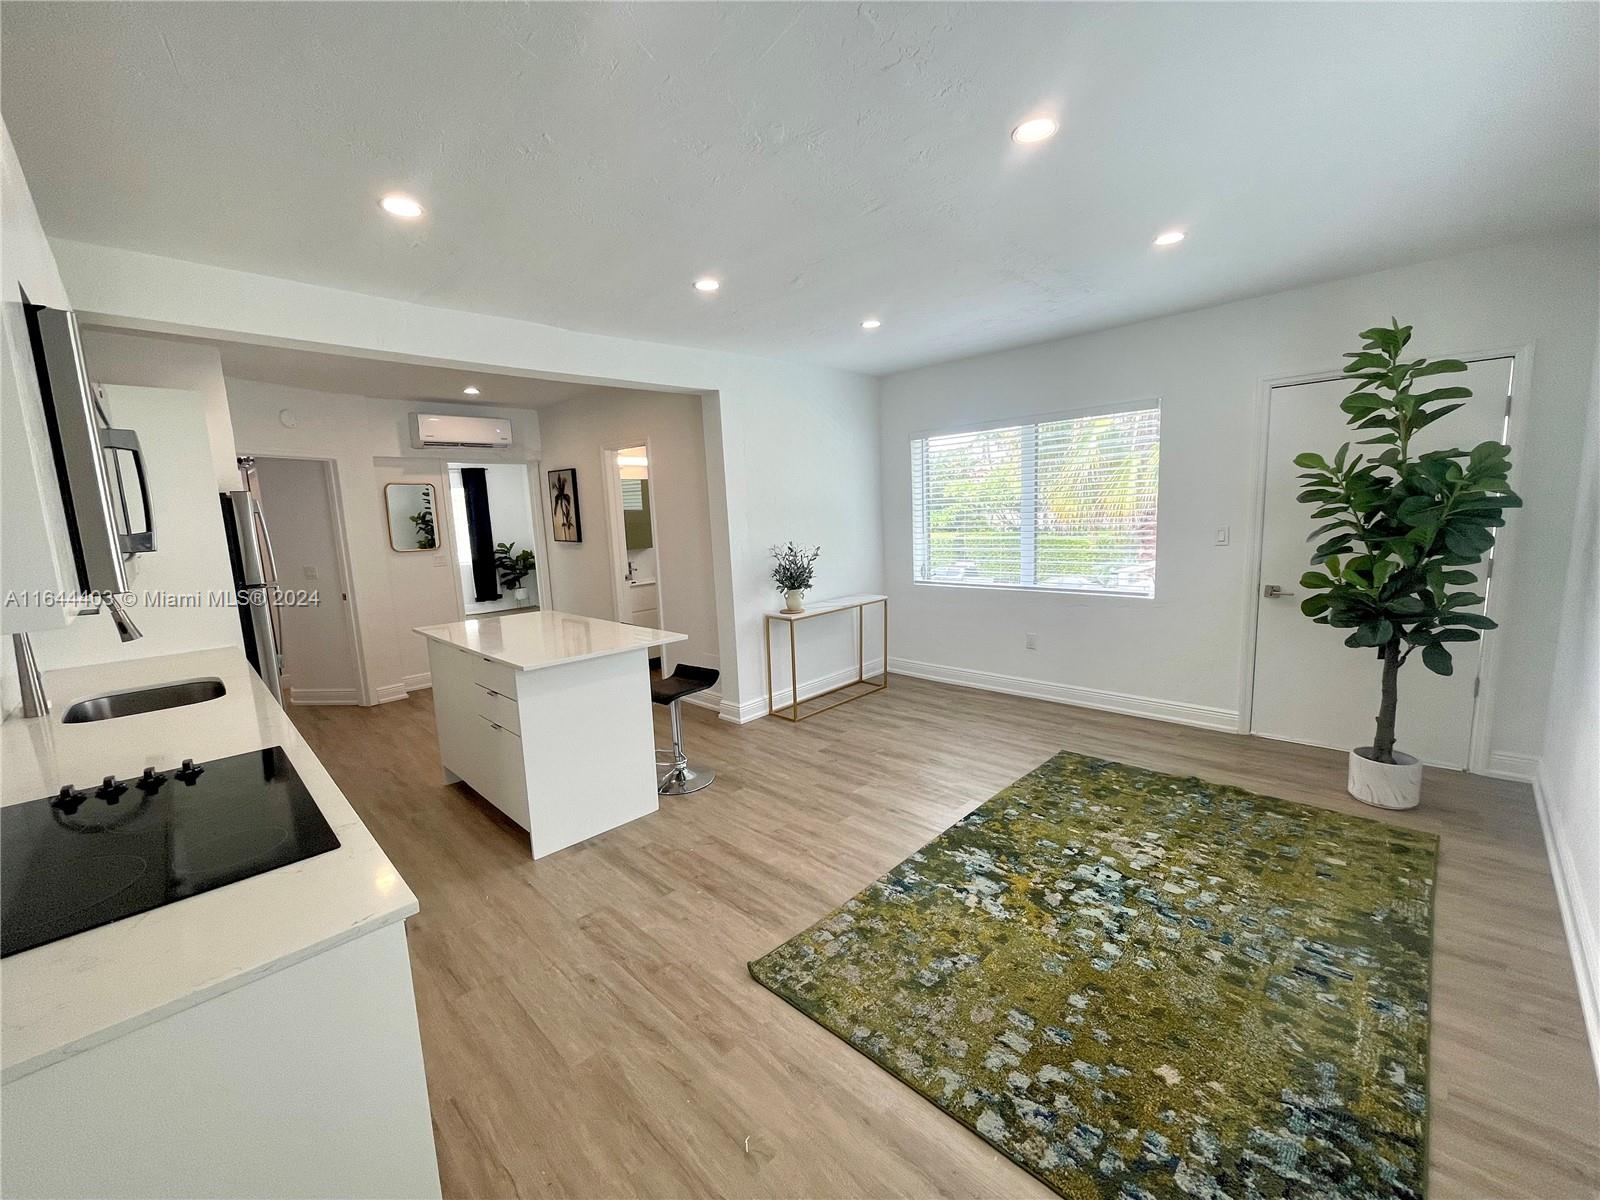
[{"xmin": 288, "ymin": 675, "xmax": 1600, "ymax": 1199}]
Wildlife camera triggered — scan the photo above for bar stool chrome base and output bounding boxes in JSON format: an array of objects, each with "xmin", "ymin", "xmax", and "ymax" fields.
[
  {"xmin": 658, "ymin": 762, "xmax": 715, "ymax": 795},
  {"xmin": 650, "ymin": 663, "xmax": 720, "ymax": 798}
]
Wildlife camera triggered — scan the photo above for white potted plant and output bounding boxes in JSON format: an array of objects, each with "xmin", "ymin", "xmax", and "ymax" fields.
[
  {"xmin": 1294, "ymin": 320, "xmax": 1520, "ymax": 809},
  {"xmin": 494, "ymin": 541, "xmax": 536, "ymax": 603},
  {"xmin": 770, "ymin": 542, "xmax": 820, "ymax": 614}
]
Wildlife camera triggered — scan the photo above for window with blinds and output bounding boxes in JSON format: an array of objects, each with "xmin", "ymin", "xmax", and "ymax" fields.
[
  {"xmin": 619, "ymin": 479, "xmax": 645, "ymax": 510},
  {"xmin": 910, "ymin": 404, "xmax": 1160, "ymax": 597}
]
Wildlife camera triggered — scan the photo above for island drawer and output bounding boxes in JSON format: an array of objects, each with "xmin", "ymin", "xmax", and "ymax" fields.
[
  {"xmin": 469, "ymin": 653, "xmax": 517, "ymax": 695},
  {"xmin": 471, "ymin": 714, "xmax": 531, "ymax": 830},
  {"xmin": 473, "ymin": 681, "xmax": 519, "ymax": 728}
]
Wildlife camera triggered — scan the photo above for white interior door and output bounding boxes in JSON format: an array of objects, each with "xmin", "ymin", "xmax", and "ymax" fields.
[
  {"xmin": 252, "ymin": 457, "xmax": 361, "ymax": 703},
  {"xmin": 1250, "ymin": 357, "xmax": 1513, "ymax": 768}
]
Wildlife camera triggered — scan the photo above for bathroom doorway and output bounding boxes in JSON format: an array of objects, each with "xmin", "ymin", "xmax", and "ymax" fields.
[{"xmin": 604, "ymin": 443, "xmax": 663, "ymax": 632}]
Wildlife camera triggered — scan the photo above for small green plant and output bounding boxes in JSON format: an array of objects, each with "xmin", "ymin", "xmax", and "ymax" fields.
[
  {"xmin": 770, "ymin": 542, "xmax": 820, "ymax": 593},
  {"xmin": 494, "ymin": 541, "xmax": 536, "ymax": 590},
  {"xmin": 1294, "ymin": 320, "xmax": 1519, "ymax": 763},
  {"xmin": 408, "ymin": 506, "xmax": 436, "ymax": 550}
]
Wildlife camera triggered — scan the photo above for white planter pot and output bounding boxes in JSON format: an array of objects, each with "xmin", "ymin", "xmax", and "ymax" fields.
[
  {"xmin": 1347, "ymin": 747, "xmax": 1422, "ymax": 810},
  {"xmin": 513, "ymin": 587, "xmax": 528, "ymax": 602},
  {"xmin": 783, "ymin": 589, "xmax": 805, "ymax": 614}
]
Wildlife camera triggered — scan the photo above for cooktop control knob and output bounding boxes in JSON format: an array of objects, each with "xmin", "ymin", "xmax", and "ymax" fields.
[
  {"xmin": 52, "ymin": 784, "xmax": 85, "ymax": 815},
  {"xmin": 96, "ymin": 774, "xmax": 128, "ymax": 803},
  {"xmin": 175, "ymin": 758, "xmax": 204, "ymax": 785},
  {"xmin": 136, "ymin": 766, "xmax": 167, "ymax": 793}
]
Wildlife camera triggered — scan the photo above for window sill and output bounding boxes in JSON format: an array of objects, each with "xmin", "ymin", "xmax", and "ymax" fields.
[{"xmin": 911, "ymin": 579, "xmax": 1155, "ymax": 601}]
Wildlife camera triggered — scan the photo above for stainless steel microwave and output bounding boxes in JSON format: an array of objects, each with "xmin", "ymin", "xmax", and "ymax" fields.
[{"xmin": 22, "ymin": 301, "xmax": 154, "ymax": 595}]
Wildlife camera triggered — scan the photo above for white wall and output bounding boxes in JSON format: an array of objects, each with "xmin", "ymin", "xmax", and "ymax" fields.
[
  {"xmin": 1538, "ymin": 331, "xmax": 1600, "ymax": 1072},
  {"xmin": 253, "ymin": 456, "xmax": 362, "ymax": 702},
  {"xmin": 536, "ymin": 390, "xmax": 722, "ymax": 682},
  {"xmin": 374, "ymin": 458, "xmax": 460, "ymax": 690},
  {"xmin": 52, "ymin": 239, "xmax": 884, "ymax": 718},
  {"xmin": 78, "ymin": 329, "xmax": 238, "ymax": 489},
  {"xmin": 879, "ymin": 231, "xmax": 1600, "ymax": 764},
  {"xmin": 226, "ymin": 377, "xmax": 543, "ymax": 703}
]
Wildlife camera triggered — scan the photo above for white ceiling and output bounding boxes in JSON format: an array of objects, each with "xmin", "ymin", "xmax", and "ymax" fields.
[
  {"xmin": 5, "ymin": 3, "xmax": 1596, "ymax": 375},
  {"xmin": 97, "ymin": 329, "xmax": 632, "ymax": 410}
]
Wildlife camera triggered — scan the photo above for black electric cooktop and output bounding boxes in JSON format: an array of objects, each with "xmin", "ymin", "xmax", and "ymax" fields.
[{"xmin": 1, "ymin": 746, "xmax": 340, "ymax": 958}]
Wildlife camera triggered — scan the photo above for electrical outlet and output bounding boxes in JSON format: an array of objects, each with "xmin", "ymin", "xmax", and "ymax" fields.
[{"xmin": 1025, "ymin": 633, "xmax": 1038, "ymax": 651}]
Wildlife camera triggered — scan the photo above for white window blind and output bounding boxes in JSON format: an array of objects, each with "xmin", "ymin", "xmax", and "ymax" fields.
[
  {"xmin": 911, "ymin": 404, "xmax": 1160, "ymax": 597},
  {"xmin": 619, "ymin": 479, "xmax": 644, "ymax": 510}
]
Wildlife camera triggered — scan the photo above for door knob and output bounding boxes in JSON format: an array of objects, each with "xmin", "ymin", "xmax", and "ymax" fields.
[{"xmin": 1262, "ymin": 584, "xmax": 1295, "ymax": 598}]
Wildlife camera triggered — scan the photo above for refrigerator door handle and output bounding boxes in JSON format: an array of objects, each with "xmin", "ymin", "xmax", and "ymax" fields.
[
  {"xmin": 227, "ymin": 491, "xmax": 269, "ymax": 586},
  {"xmin": 246, "ymin": 588, "xmax": 284, "ymax": 703},
  {"xmin": 250, "ymin": 493, "xmax": 279, "ymax": 583}
]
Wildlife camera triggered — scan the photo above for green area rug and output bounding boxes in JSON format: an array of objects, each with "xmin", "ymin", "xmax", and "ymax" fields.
[{"xmin": 750, "ymin": 752, "xmax": 1437, "ymax": 1199}]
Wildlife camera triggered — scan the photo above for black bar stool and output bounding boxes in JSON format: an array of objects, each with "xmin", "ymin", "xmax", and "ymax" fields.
[{"xmin": 651, "ymin": 664, "xmax": 719, "ymax": 795}]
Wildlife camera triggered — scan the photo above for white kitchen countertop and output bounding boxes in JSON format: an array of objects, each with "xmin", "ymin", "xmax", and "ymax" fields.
[
  {"xmin": 0, "ymin": 647, "xmax": 417, "ymax": 1084},
  {"xmin": 414, "ymin": 609, "xmax": 685, "ymax": 671}
]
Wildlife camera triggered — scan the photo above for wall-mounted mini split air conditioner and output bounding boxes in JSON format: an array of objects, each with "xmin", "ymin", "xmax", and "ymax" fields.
[{"xmin": 410, "ymin": 412, "xmax": 514, "ymax": 449}]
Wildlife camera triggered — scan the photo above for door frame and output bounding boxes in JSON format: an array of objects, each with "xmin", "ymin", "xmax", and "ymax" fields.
[
  {"xmin": 1235, "ymin": 342, "xmax": 1534, "ymax": 776},
  {"xmin": 244, "ymin": 453, "xmax": 369, "ymax": 706}
]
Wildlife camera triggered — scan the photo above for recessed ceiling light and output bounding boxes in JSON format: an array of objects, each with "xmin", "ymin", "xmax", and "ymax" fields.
[
  {"xmin": 694, "ymin": 277, "xmax": 721, "ymax": 293},
  {"xmin": 462, "ymin": 386, "xmax": 480, "ymax": 395},
  {"xmin": 1011, "ymin": 116, "xmax": 1059, "ymax": 145},
  {"xmin": 861, "ymin": 318, "xmax": 881, "ymax": 330},
  {"xmin": 379, "ymin": 193, "xmax": 424, "ymax": 219},
  {"xmin": 1153, "ymin": 229, "xmax": 1186, "ymax": 247}
]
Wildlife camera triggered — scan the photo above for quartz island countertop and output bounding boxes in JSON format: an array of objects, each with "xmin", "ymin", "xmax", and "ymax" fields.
[
  {"xmin": 413, "ymin": 609, "xmax": 686, "ymax": 672},
  {"xmin": 0, "ymin": 647, "xmax": 417, "ymax": 1083}
]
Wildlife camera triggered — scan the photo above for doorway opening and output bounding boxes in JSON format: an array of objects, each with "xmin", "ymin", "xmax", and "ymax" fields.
[
  {"xmin": 248, "ymin": 455, "xmax": 364, "ymax": 705},
  {"xmin": 605, "ymin": 443, "xmax": 663, "ymax": 632},
  {"xmin": 443, "ymin": 462, "xmax": 543, "ymax": 616}
]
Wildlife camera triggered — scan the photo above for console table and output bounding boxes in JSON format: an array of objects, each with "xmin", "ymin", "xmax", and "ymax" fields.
[{"xmin": 764, "ymin": 594, "xmax": 888, "ymax": 722}]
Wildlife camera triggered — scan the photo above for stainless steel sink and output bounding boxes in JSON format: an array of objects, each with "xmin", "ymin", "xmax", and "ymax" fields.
[{"xmin": 62, "ymin": 678, "xmax": 226, "ymax": 723}]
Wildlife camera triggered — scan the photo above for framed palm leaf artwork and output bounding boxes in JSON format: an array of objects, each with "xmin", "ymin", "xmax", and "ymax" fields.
[{"xmin": 547, "ymin": 467, "xmax": 581, "ymax": 543}]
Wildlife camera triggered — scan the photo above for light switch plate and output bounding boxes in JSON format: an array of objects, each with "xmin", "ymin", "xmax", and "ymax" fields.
[{"xmin": 1214, "ymin": 526, "xmax": 1230, "ymax": 546}]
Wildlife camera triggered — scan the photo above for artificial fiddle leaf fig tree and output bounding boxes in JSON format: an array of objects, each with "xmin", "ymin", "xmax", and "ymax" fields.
[{"xmin": 1294, "ymin": 320, "xmax": 1519, "ymax": 779}]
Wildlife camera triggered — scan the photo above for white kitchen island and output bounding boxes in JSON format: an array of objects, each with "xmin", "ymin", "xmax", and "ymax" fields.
[{"xmin": 415, "ymin": 611, "xmax": 686, "ymax": 859}]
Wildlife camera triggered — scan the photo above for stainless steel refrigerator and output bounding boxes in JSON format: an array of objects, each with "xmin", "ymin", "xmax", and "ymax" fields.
[{"xmin": 219, "ymin": 457, "xmax": 284, "ymax": 701}]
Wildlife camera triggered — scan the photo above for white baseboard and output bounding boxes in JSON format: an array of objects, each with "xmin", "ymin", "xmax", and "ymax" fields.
[
  {"xmin": 287, "ymin": 686, "xmax": 361, "ymax": 706},
  {"xmin": 720, "ymin": 659, "xmax": 888, "ymax": 724},
  {"xmin": 1532, "ymin": 759, "xmax": 1600, "ymax": 1086},
  {"xmin": 680, "ymin": 688, "xmax": 723, "ymax": 715},
  {"xmin": 886, "ymin": 656, "xmax": 1238, "ymax": 733},
  {"xmin": 370, "ymin": 672, "xmax": 432, "ymax": 705},
  {"xmin": 1484, "ymin": 750, "xmax": 1541, "ymax": 782}
]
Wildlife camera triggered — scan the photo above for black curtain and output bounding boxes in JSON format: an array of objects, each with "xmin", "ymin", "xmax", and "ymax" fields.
[{"xmin": 460, "ymin": 468, "xmax": 501, "ymax": 603}]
